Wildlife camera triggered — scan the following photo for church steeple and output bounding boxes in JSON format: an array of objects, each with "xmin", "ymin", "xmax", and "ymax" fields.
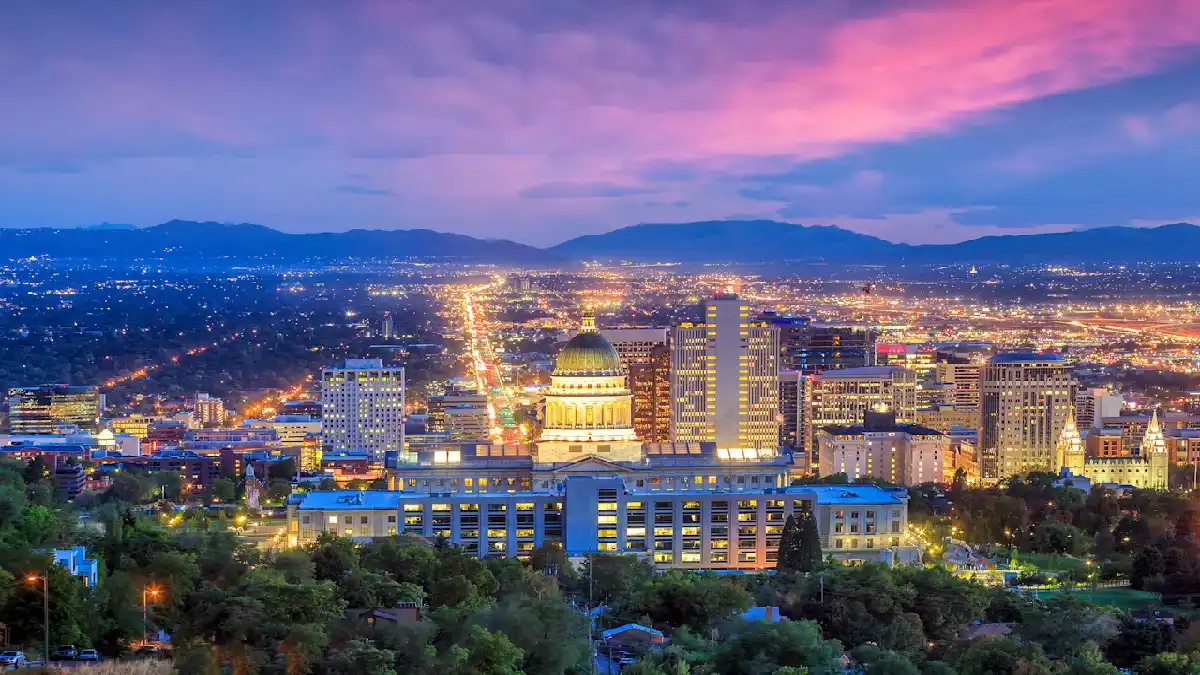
[
  {"xmin": 1142, "ymin": 409, "xmax": 1167, "ymax": 455},
  {"xmin": 580, "ymin": 307, "xmax": 597, "ymax": 333},
  {"xmin": 1056, "ymin": 408, "xmax": 1084, "ymax": 473}
]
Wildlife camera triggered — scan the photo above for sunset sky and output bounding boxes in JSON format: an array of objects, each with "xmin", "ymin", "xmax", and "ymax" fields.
[{"xmin": 3, "ymin": 0, "xmax": 1200, "ymax": 245}]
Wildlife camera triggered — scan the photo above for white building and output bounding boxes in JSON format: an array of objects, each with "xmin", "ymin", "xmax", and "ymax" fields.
[
  {"xmin": 193, "ymin": 393, "xmax": 228, "ymax": 426},
  {"xmin": 1075, "ymin": 387, "xmax": 1123, "ymax": 430},
  {"xmin": 817, "ymin": 413, "xmax": 952, "ymax": 485},
  {"xmin": 538, "ymin": 310, "xmax": 642, "ymax": 463},
  {"xmin": 805, "ymin": 366, "xmax": 918, "ymax": 454},
  {"xmin": 934, "ymin": 362, "xmax": 981, "ymax": 410},
  {"xmin": 670, "ymin": 295, "xmax": 780, "ymax": 450},
  {"xmin": 321, "ymin": 358, "xmax": 406, "ymax": 463},
  {"xmin": 245, "ymin": 415, "xmax": 322, "ymax": 446}
]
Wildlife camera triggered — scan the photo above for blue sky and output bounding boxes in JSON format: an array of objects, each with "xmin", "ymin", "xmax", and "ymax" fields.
[{"xmin": 1, "ymin": 0, "xmax": 1199, "ymax": 245}]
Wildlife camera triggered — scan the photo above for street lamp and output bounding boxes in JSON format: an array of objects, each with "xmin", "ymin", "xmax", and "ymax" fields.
[
  {"xmin": 25, "ymin": 573, "xmax": 49, "ymax": 665},
  {"xmin": 143, "ymin": 586, "xmax": 161, "ymax": 647}
]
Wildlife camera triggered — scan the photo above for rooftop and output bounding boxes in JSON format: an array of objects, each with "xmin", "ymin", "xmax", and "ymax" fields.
[
  {"xmin": 987, "ymin": 352, "xmax": 1065, "ymax": 364},
  {"xmin": 295, "ymin": 490, "xmax": 402, "ymax": 510},
  {"xmin": 817, "ymin": 366, "xmax": 910, "ymax": 379}
]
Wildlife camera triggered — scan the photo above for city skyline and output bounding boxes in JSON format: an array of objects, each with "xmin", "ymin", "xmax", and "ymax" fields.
[{"xmin": 3, "ymin": 1, "xmax": 1200, "ymax": 245}]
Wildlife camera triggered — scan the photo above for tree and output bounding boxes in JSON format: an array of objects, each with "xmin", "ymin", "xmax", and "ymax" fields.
[
  {"xmin": 617, "ymin": 570, "xmax": 751, "ymax": 630},
  {"xmin": 469, "ymin": 594, "xmax": 589, "ymax": 675},
  {"xmin": 953, "ymin": 636, "xmax": 1053, "ymax": 675},
  {"xmin": 325, "ymin": 639, "xmax": 398, "ymax": 675},
  {"xmin": 1064, "ymin": 642, "xmax": 1120, "ymax": 675},
  {"xmin": 583, "ymin": 553, "xmax": 653, "ymax": 604},
  {"xmin": 441, "ymin": 624, "xmax": 525, "ymax": 675},
  {"xmin": 777, "ymin": 511, "xmax": 823, "ymax": 574},
  {"xmin": 1132, "ymin": 547, "xmax": 1166, "ymax": 590},
  {"xmin": 309, "ymin": 532, "xmax": 361, "ymax": 583},
  {"xmin": 1134, "ymin": 652, "xmax": 1200, "ymax": 675},
  {"xmin": 711, "ymin": 619, "xmax": 844, "ymax": 675},
  {"xmin": 361, "ymin": 536, "xmax": 438, "ymax": 587},
  {"xmin": 211, "ymin": 477, "xmax": 237, "ymax": 504}
]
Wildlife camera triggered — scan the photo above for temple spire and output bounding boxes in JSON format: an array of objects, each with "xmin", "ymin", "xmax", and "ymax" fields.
[
  {"xmin": 1056, "ymin": 408, "xmax": 1083, "ymax": 471},
  {"xmin": 1143, "ymin": 409, "xmax": 1167, "ymax": 455},
  {"xmin": 580, "ymin": 307, "xmax": 597, "ymax": 333}
]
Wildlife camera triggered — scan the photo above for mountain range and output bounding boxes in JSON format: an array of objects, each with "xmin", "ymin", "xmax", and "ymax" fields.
[{"xmin": 2, "ymin": 219, "xmax": 1197, "ymax": 264}]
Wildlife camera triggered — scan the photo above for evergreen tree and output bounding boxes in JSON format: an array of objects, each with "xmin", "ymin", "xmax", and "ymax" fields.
[{"xmin": 777, "ymin": 510, "xmax": 823, "ymax": 573}]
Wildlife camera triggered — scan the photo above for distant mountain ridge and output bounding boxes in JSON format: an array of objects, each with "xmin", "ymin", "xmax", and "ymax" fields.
[
  {"xmin": 551, "ymin": 220, "xmax": 1200, "ymax": 264},
  {"xmin": 0, "ymin": 220, "xmax": 551, "ymax": 263},
  {"xmin": 1, "ymin": 219, "xmax": 1196, "ymax": 264}
]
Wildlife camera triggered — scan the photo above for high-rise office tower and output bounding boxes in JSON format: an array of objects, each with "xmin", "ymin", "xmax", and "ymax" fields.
[
  {"xmin": 381, "ymin": 312, "xmax": 394, "ymax": 341},
  {"xmin": 321, "ymin": 358, "xmax": 406, "ymax": 463},
  {"xmin": 775, "ymin": 322, "xmax": 876, "ymax": 375},
  {"xmin": 979, "ymin": 353, "xmax": 1074, "ymax": 481},
  {"xmin": 7, "ymin": 385, "xmax": 102, "ymax": 434},
  {"xmin": 934, "ymin": 362, "xmax": 982, "ymax": 410},
  {"xmin": 428, "ymin": 390, "xmax": 489, "ymax": 440},
  {"xmin": 193, "ymin": 393, "xmax": 228, "ymax": 427},
  {"xmin": 600, "ymin": 328, "xmax": 671, "ymax": 443},
  {"xmin": 1074, "ymin": 387, "xmax": 1123, "ymax": 430},
  {"xmin": 876, "ymin": 344, "xmax": 937, "ymax": 384},
  {"xmin": 671, "ymin": 295, "xmax": 780, "ymax": 450},
  {"xmin": 805, "ymin": 366, "xmax": 918, "ymax": 454},
  {"xmin": 778, "ymin": 370, "xmax": 804, "ymax": 450}
]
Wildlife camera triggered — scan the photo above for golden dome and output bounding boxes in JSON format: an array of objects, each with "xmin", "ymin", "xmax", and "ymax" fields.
[{"xmin": 555, "ymin": 311, "xmax": 623, "ymax": 375}]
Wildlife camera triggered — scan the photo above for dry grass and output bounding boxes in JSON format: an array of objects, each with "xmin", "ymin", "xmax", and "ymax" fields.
[{"xmin": 16, "ymin": 662, "xmax": 171, "ymax": 675}]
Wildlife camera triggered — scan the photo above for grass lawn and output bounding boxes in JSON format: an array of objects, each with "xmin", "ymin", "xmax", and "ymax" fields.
[{"xmin": 1034, "ymin": 587, "xmax": 1163, "ymax": 610}]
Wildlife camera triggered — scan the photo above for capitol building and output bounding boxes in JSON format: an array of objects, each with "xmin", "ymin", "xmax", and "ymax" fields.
[
  {"xmin": 289, "ymin": 311, "xmax": 918, "ymax": 569},
  {"xmin": 388, "ymin": 310, "xmax": 789, "ymax": 495}
]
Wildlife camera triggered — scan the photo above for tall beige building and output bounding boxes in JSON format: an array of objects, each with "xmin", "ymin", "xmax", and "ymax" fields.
[
  {"xmin": 321, "ymin": 358, "xmax": 406, "ymax": 463},
  {"xmin": 805, "ymin": 366, "xmax": 918, "ymax": 455},
  {"xmin": 670, "ymin": 295, "xmax": 779, "ymax": 450},
  {"xmin": 979, "ymin": 353, "xmax": 1074, "ymax": 481},
  {"xmin": 934, "ymin": 363, "xmax": 982, "ymax": 410}
]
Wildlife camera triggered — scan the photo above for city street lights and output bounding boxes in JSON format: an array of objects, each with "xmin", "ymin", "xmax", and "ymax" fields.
[
  {"xmin": 25, "ymin": 573, "xmax": 49, "ymax": 665},
  {"xmin": 143, "ymin": 586, "xmax": 161, "ymax": 646}
]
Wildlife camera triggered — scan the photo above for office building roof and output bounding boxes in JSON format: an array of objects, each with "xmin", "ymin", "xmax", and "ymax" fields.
[{"xmin": 987, "ymin": 352, "xmax": 1065, "ymax": 364}]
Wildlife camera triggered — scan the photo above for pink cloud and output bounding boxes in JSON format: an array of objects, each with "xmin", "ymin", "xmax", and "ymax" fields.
[{"xmin": 3, "ymin": 0, "xmax": 1200, "ymax": 242}]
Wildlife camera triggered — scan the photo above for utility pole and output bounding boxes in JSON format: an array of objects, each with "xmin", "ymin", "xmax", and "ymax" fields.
[
  {"xmin": 819, "ymin": 573, "xmax": 824, "ymax": 604},
  {"xmin": 26, "ymin": 573, "xmax": 48, "ymax": 665}
]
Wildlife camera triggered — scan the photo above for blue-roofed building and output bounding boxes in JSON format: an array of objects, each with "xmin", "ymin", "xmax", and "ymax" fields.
[
  {"xmin": 287, "ymin": 477, "xmax": 919, "ymax": 568},
  {"xmin": 52, "ymin": 546, "xmax": 99, "ymax": 587}
]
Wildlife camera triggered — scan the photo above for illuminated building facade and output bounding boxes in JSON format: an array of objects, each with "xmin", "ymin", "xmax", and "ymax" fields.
[
  {"xmin": 670, "ymin": 295, "xmax": 780, "ymax": 450},
  {"xmin": 1060, "ymin": 410, "xmax": 1168, "ymax": 490},
  {"xmin": 804, "ymin": 366, "xmax": 918, "ymax": 458},
  {"xmin": 388, "ymin": 312, "xmax": 790, "ymax": 497},
  {"xmin": 288, "ymin": 477, "xmax": 918, "ymax": 568},
  {"xmin": 109, "ymin": 414, "xmax": 156, "ymax": 440},
  {"xmin": 601, "ymin": 328, "xmax": 671, "ymax": 443},
  {"xmin": 934, "ymin": 363, "xmax": 981, "ymax": 410},
  {"xmin": 876, "ymin": 344, "xmax": 937, "ymax": 384},
  {"xmin": 538, "ymin": 310, "xmax": 641, "ymax": 463},
  {"xmin": 427, "ymin": 390, "xmax": 489, "ymax": 439},
  {"xmin": 817, "ymin": 412, "xmax": 956, "ymax": 485},
  {"xmin": 979, "ymin": 353, "xmax": 1074, "ymax": 481},
  {"xmin": 1074, "ymin": 388, "xmax": 1123, "ymax": 430},
  {"xmin": 767, "ymin": 319, "xmax": 875, "ymax": 375},
  {"xmin": 914, "ymin": 404, "xmax": 979, "ymax": 433},
  {"xmin": 7, "ymin": 385, "xmax": 102, "ymax": 434},
  {"xmin": 321, "ymin": 358, "xmax": 406, "ymax": 463},
  {"xmin": 245, "ymin": 415, "xmax": 322, "ymax": 446},
  {"xmin": 193, "ymin": 393, "xmax": 228, "ymax": 426}
]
